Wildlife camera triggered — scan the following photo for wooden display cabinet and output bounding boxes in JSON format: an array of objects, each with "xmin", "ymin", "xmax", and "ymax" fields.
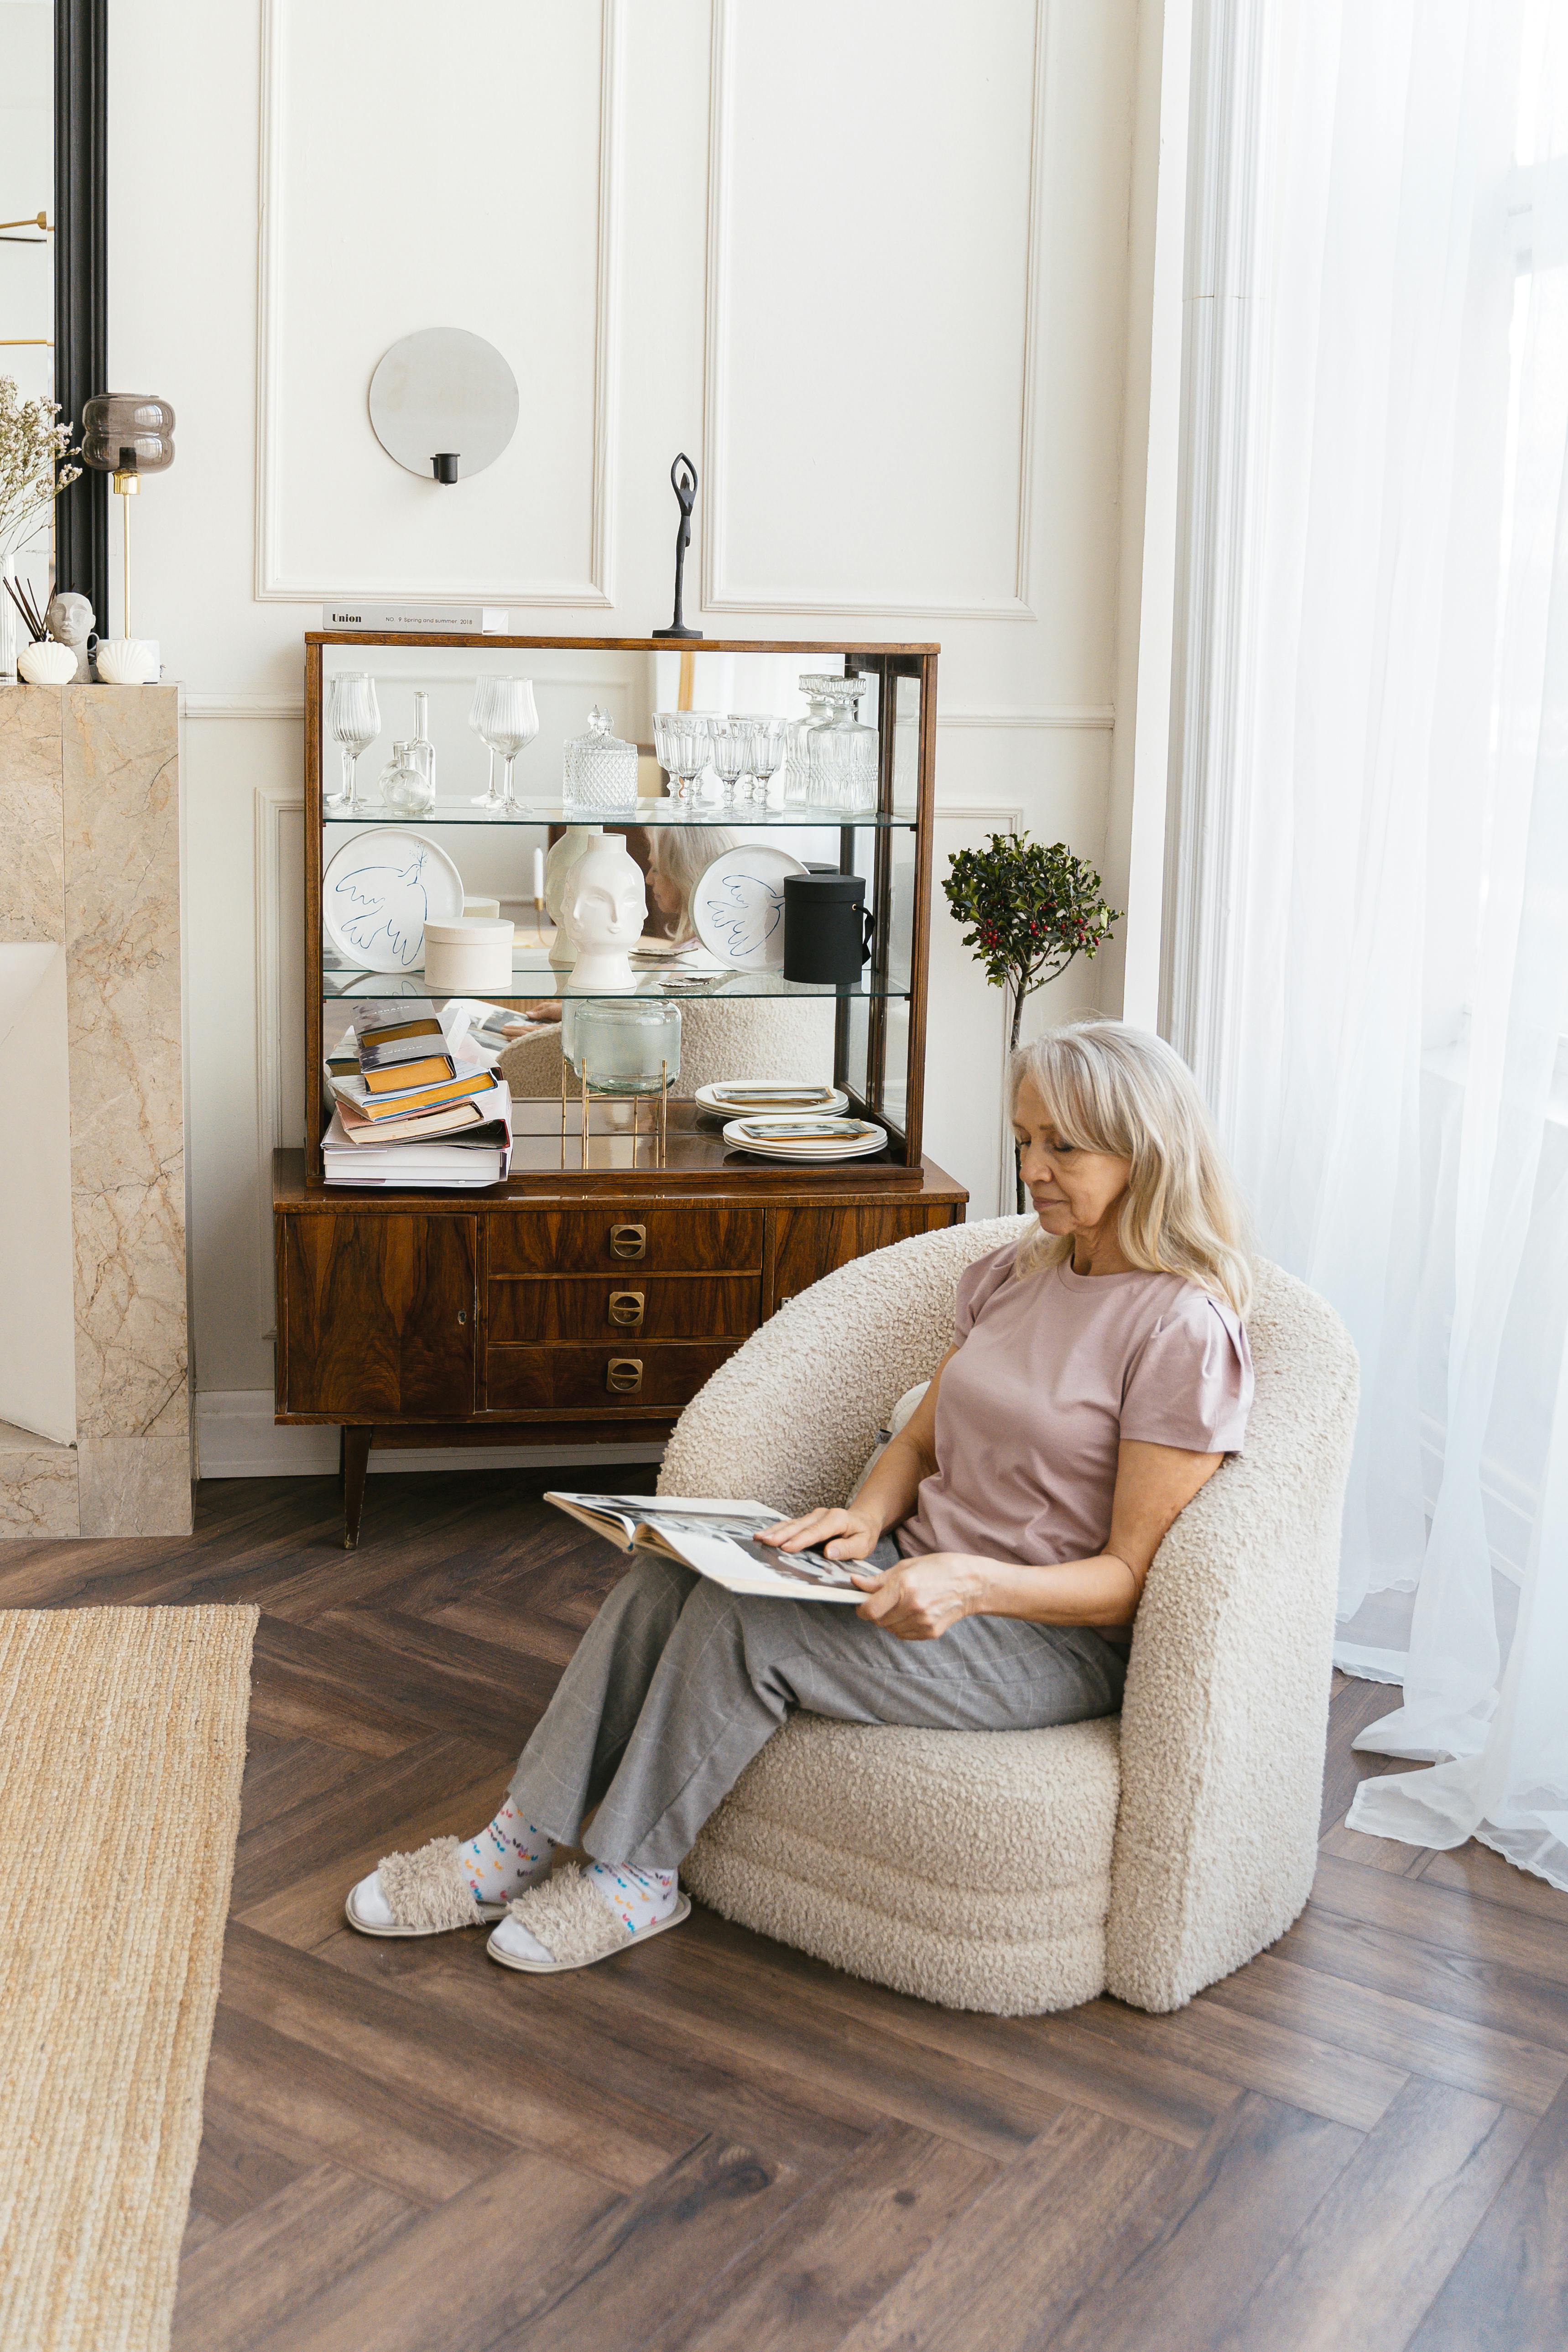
[{"xmin": 274, "ymin": 633, "xmax": 967, "ymax": 1542}]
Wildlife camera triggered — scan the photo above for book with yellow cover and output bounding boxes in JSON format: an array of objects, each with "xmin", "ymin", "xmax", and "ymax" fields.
[
  {"xmin": 362, "ymin": 1051, "xmax": 458, "ymax": 1095},
  {"xmin": 356, "ymin": 1013, "xmax": 443, "ymax": 1051},
  {"xmin": 331, "ymin": 1067, "xmax": 495, "ymax": 1123}
]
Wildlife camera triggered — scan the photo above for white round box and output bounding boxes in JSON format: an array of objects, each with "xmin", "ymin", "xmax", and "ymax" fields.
[{"xmin": 422, "ymin": 917, "xmax": 515, "ymax": 993}]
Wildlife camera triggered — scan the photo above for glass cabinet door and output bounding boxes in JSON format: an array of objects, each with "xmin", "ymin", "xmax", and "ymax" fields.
[{"xmin": 308, "ymin": 636, "xmax": 931, "ymax": 1169}]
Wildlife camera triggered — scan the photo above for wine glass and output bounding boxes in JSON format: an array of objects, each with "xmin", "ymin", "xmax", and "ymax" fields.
[
  {"xmin": 468, "ymin": 677, "xmax": 503, "ymax": 808},
  {"xmin": 653, "ymin": 710, "xmax": 711, "ymax": 803},
  {"xmin": 735, "ymin": 714, "xmax": 786, "ymax": 805},
  {"xmin": 327, "ymin": 673, "xmax": 380, "ymax": 814},
  {"xmin": 482, "ymin": 677, "xmax": 539, "ymax": 812},
  {"xmin": 709, "ymin": 718, "xmax": 750, "ymax": 808}
]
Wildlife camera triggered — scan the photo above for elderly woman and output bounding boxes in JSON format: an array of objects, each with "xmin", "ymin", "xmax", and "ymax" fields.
[{"xmin": 347, "ymin": 1021, "xmax": 1253, "ymax": 1974}]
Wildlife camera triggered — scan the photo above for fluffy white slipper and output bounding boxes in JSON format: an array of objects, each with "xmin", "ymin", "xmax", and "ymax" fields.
[
  {"xmin": 485, "ymin": 1863, "xmax": 691, "ymax": 1974},
  {"xmin": 345, "ymin": 1835, "xmax": 511, "ymax": 1937}
]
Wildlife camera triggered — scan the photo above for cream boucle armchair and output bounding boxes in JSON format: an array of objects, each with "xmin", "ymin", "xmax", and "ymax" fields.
[{"xmin": 662, "ymin": 1215, "xmax": 1359, "ymax": 2016}]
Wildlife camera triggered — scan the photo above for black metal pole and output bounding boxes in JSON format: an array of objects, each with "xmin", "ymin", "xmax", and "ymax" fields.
[{"xmin": 54, "ymin": 0, "xmax": 108, "ymax": 624}]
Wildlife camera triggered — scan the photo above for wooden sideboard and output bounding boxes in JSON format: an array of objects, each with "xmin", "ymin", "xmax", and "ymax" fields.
[{"xmin": 274, "ymin": 1147, "xmax": 965, "ymax": 1544}]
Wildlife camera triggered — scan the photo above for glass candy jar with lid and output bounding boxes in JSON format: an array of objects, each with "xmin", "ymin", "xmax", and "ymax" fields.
[
  {"xmin": 806, "ymin": 676, "xmax": 878, "ymax": 808},
  {"xmin": 564, "ymin": 705, "xmax": 637, "ymax": 816},
  {"xmin": 377, "ymin": 740, "xmax": 435, "ymax": 815},
  {"xmin": 783, "ymin": 677, "xmax": 839, "ymax": 806},
  {"xmin": 573, "ymin": 998, "xmax": 682, "ymax": 1095}
]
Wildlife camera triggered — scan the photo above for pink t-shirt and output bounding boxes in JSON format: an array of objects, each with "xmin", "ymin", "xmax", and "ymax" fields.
[{"xmin": 896, "ymin": 1243, "xmax": 1253, "ymax": 1575}]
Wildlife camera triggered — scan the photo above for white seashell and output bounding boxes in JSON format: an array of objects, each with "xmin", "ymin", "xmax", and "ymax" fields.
[
  {"xmin": 95, "ymin": 637, "xmax": 156, "ymax": 684},
  {"xmin": 16, "ymin": 639, "xmax": 79, "ymax": 685}
]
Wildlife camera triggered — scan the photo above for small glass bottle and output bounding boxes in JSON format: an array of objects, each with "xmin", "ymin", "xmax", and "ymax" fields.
[
  {"xmin": 806, "ymin": 678, "xmax": 878, "ymax": 809},
  {"xmin": 411, "ymin": 690, "xmax": 437, "ymax": 800},
  {"xmin": 564, "ymin": 705, "xmax": 638, "ymax": 815},
  {"xmin": 783, "ymin": 678, "xmax": 839, "ymax": 806},
  {"xmin": 378, "ymin": 740, "xmax": 435, "ymax": 815}
]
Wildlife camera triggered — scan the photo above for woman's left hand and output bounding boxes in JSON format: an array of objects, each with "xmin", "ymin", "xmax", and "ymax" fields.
[{"xmin": 850, "ymin": 1554, "xmax": 985, "ymax": 1641}]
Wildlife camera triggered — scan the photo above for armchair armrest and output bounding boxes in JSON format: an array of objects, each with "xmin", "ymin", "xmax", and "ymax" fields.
[{"xmin": 1105, "ymin": 1264, "xmax": 1358, "ymax": 2010}]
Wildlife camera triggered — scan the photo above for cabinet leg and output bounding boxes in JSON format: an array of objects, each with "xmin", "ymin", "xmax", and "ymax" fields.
[{"xmin": 342, "ymin": 1427, "xmax": 372, "ymax": 1549}]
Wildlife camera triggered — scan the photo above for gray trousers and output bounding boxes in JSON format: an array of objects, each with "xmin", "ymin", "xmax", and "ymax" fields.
[{"xmin": 508, "ymin": 1552, "xmax": 1127, "ymax": 1869}]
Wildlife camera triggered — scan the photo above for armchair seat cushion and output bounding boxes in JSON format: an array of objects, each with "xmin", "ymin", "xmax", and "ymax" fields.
[{"xmin": 683, "ymin": 1711, "xmax": 1120, "ymax": 2015}]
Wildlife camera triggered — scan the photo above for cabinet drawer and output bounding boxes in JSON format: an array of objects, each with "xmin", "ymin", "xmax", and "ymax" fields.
[
  {"xmin": 488, "ymin": 1206, "xmax": 763, "ymax": 1276},
  {"xmin": 487, "ymin": 1275, "xmax": 759, "ymax": 1345},
  {"xmin": 484, "ymin": 1343, "xmax": 735, "ymax": 1413}
]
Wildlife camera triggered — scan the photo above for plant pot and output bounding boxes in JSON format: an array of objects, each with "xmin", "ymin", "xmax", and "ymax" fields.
[{"xmin": 16, "ymin": 639, "xmax": 78, "ymax": 685}]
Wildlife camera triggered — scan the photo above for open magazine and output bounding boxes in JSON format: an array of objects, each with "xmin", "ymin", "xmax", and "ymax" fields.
[{"xmin": 546, "ymin": 1492, "xmax": 875, "ymax": 1602}]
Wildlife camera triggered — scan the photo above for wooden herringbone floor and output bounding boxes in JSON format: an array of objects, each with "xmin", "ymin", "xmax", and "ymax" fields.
[{"xmin": 3, "ymin": 1472, "xmax": 1565, "ymax": 2351}]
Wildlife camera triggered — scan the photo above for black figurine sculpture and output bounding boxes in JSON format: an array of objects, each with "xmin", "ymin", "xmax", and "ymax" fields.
[{"xmin": 652, "ymin": 451, "xmax": 703, "ymax": 640}]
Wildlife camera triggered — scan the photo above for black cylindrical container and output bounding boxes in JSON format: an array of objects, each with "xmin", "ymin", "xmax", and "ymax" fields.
[{"xmin": 782, "ymin": 872, "xmax": 875, "ymax": 985}]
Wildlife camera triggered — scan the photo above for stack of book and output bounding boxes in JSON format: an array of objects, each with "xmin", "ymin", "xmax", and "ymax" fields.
[{"xmin": 323, "ymin": 1002, "xmax": 513, "ymax": 1188}]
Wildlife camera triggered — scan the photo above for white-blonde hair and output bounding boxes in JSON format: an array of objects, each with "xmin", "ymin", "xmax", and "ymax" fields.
[
  {"xmin": 1010, "ymin": 1021, "xmax": 1252, "ymax": 1316},
  {"xmin": 646, "ymin": 824, "xmax": 740, "ymax": 941}
]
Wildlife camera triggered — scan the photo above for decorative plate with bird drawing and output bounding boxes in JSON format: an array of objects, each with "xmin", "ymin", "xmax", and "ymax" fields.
[
  {"xmin": 689, "ymin": 844, "xmax": 809, "ymax": 971},
  {"xmin": 322, "ymin": 829, "xmax": 465, "ymax": 974}
]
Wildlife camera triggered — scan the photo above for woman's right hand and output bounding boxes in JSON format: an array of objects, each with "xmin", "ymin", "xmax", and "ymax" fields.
[{"xmin": 756, "ymin": 1504, "xmax": 883, "ymax": 1561}]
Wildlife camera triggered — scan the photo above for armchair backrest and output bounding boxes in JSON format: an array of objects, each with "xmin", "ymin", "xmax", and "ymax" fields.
[{"xmin": 660, "ymin": 1216, "xmax": 1026, "ymax": 1512}]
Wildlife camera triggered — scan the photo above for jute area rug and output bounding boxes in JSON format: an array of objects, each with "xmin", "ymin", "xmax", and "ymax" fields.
[{"xmin": 0, "ymin": 1605, "xmax": 256, "ymax": 2352}]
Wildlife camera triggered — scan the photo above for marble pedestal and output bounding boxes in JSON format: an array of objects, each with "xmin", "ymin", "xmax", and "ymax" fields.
[{"xmin": 0, "ymin": 685, "xmax": 190, "ymax": 1536}]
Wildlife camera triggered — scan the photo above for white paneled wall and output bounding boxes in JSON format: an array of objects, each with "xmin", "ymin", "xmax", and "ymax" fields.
[{"xmin": 106, "ymin": 0, "xmax": 1158, "ymax": 1469}]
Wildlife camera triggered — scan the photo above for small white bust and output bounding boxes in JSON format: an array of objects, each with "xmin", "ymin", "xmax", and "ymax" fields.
[
  {"xmin": 45, "ymin": 592, "xmax": 95, "ymax": 680},
  {"xmin": 562, "ymin": 836, "xmax": 648, "ymax": 991}
]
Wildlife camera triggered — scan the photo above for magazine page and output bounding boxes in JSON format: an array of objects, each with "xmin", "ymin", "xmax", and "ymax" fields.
[
  {"xmin": 546, "ymin": 1492, "xmax": 871, "ymax": 1602},
  {"xmin": 648, "ymin": 1514, "xmax": 868, "ymax": 1601}
]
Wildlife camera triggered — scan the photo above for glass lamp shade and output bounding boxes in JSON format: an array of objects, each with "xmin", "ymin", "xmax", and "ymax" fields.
[{"xmin": 82, "ymin": 394, "xmax": 176, "ymax": 477}]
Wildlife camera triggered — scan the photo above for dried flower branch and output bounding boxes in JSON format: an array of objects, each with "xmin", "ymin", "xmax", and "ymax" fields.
[{"xmin": 0, "ymin": 375, "xmax": 82, "ymax": 558}]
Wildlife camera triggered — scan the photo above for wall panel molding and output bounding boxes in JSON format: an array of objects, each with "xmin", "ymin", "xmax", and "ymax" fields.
[
  {"xmin": 184, "ymin": 693, "xmax": 306, "ymax": 720},
  {"xmin": 700, "ymin": 0, "xmax": 1049, "ymax": 621},
  {"xmin": 938, "ymin": 705, "xmax": 1115, "ymax": 730},
  {"xmin": 254, "ymin": 0, "xmax": 624, "ymax": 609}
]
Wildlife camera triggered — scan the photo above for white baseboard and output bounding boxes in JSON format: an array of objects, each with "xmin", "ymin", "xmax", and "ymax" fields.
[{"xmin": 193, "ymin": 1390, "xmax": 666, "ymax": 1479}]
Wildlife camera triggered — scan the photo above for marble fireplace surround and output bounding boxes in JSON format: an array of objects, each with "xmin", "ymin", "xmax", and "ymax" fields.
[{"xmin": 0, "ymin": 684, "xmax": 190, "ymax": 1537}]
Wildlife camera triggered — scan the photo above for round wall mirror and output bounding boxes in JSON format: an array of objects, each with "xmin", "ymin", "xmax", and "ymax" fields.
[{"xmin": 367, "ymin": 328, "xmax": 519, "ymax": 485}]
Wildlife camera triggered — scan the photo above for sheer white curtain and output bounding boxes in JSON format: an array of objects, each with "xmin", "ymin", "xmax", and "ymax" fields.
[{"xmin": 1171, "ymin": 0, "xmax": 1568, "ymax": 1884}]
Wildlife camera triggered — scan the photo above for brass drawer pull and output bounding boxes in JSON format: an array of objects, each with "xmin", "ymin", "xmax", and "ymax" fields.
[
  {"xmin": 609, "ymin": 1223, "xmax": 646, "ymax": 1260},
  {"xmin": 608, "ymin": 1290, "xmax": 645, "ymax": 1327},
  {"xmin": 606, "ymin": 1357, "xmax": 643, "ymax": 1393}
]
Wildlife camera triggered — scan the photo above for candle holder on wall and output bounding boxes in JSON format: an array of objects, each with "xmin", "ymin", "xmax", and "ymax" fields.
[{"xmin": 368, "ymin": 329, "xmax": 518, "ymax": 486}]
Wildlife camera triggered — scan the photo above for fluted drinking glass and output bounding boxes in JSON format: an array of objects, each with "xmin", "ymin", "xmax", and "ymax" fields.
[
  {"xmin": 327, "ymin": 673, "xmax": 380, "ymax": 814},
  {"xmin": 468, "ymin": 678, "xmax": 503, "ymax": 808},
  {"xmin": 483, "ymin": 677, "xmax": 539, "ymax": 813}
]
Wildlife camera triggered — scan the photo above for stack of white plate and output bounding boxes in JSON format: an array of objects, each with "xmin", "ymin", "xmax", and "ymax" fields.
[
  {"xmin": 695, "ymin": 1080, "xmax": 849, "ymax": 1117},
  {"xmin": 722, "ymin": 1112, "xmax": 887, "ymax": 1162}
]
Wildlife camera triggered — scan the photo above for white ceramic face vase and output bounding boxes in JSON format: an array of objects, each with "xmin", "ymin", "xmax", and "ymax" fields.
[{"xmin": 562, "ymin": 838, "xmax": 647, "ymax": 991}]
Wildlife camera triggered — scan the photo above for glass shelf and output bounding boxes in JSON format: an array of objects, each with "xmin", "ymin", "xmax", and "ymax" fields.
[
  {"xmin": 320, "ymin": 797, "xmax": 915, "ymax": 829},
  {"xmin": 321, "ymin": 960, "xmax": 912, "ymax": 1004}
]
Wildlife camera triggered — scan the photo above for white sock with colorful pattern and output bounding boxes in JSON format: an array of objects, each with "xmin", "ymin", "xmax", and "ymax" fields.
[
  {"xmin": 583, "ymin": 1862, "xmax": 679, "ymax": 1936},
  {"xmin": 489, "ymin": 1859, "xmax": 679, "ymax": 1966},
  {"xmin": 456, "ymin": 1800, "xmax": 554, "ymax": 1905}
]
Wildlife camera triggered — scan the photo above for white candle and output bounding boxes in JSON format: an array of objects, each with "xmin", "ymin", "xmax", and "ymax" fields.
[{"xmin": 531, "ymin": 847, "xmax": 546, "ymax": 902}]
